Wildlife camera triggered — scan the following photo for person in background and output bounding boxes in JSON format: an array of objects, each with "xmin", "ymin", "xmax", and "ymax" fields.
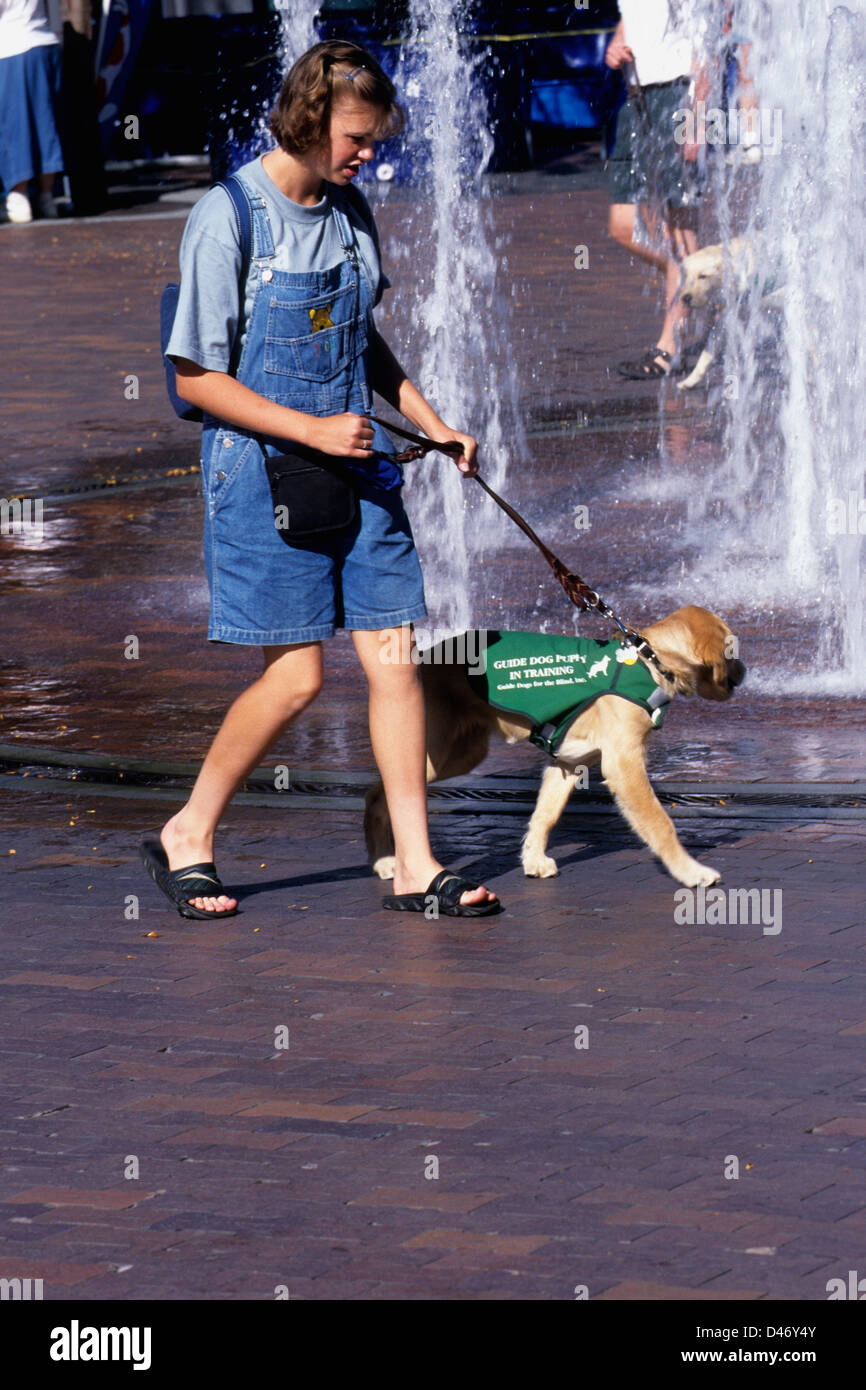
[
  {"xmin": 604, "ymin": 0, "xmax": 702, "ymax": 379},
  {"xmin": 723, "ymin": 2, "xmax": 761, "ymax": 166},
  {"xmin": 0, "ymin": 0, "xmax": 64, "ymax": 222}
]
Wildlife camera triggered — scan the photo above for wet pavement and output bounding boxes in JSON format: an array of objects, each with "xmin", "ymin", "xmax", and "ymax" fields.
[
  {"xmin": 1, "ymin": 158, "xmax": 864, "ymax": 1301},
  {"xmin": 2, "ymin": 161, "xmax": 863, "ymax": 777}
]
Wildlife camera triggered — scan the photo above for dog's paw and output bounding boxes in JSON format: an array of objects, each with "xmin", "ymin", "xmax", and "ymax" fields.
[
  {"xmin": 372, "ymin": 856, "xmax": 396, "ymax": 881},
  {"xmin": 678, "ymin": 861, "xmax": 722, "ymax": 887},
  {"xmin": 522, "ymin": 852, "xmax": 559, "ymax": 879},
  {"xmin": 677, "ymin": 370, "xmax": 703, "ymax": 392}
]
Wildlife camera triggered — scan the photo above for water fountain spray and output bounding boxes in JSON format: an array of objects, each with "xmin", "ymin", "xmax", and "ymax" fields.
[
  {"xmin": 394, "ymin": 0, "xmax": 522, "ymax": 635},
  {"xmin": 693, "ymin": 0, "xmax": 866, "ymax": 694},
  {"xmin": 273, "ymin": 0, "xmax": 318, "ymax": 72}
]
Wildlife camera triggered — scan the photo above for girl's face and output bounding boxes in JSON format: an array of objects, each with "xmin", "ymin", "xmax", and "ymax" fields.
[{"xmin": 316, "ymin": 94, "xmax": 385, "ymax": 184}]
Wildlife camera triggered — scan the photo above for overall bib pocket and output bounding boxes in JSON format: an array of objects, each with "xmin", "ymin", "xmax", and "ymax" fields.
[{"xmin": 264, "ymin": 278, "xmax": 368, "ymax": 383}]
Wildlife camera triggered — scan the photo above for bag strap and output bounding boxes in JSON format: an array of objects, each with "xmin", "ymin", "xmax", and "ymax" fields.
[
  {"xmin": 215, "ymin": 175, "xmax": 254, "ymax": 375},
  {"xmin": 217, "ymin": 174, "xmax": 254, "ymax": 268}
]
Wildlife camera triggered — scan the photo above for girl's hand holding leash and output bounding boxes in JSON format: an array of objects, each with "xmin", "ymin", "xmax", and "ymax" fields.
[
  {"xmin": 605, "ymin": 24, "xmax": 633, "ymax": 71},
  {"xmin": 309, "ymin": 411, "xmax": 376, "ymax": 458},
  {"xmin": 367, "ymin": 413, "xmax": 478, "ymax": 473},
  {"xmin": 437, "ymin": 428, "xmax": 478, "ymax": 475}
]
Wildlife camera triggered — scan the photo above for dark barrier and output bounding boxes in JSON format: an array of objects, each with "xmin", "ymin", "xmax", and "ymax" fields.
[{"xmin": 107, "ymin": 1, "xmax": 624, "ymax": 179}]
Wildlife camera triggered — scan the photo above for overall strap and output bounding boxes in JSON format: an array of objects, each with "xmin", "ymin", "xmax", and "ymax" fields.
[
  {"xmin": 329, "ymin": 186, "xmax": 363, "ymax": 413},
  {"xmin": 330, "ymin": 186, "xmax": 360, "ymax": 264}
]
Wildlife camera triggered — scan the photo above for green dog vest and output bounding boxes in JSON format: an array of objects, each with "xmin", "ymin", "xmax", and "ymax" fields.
[{"xmin": 466, "ymin": 630, "xmax": 671, "ymax": 756}]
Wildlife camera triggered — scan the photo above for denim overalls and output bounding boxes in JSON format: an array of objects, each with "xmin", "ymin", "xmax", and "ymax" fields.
[{"xmin": 200, "ymin": 178, "xmax": 427, "ymax": 645}]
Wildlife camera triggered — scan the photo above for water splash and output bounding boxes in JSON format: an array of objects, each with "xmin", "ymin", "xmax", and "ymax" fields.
[
  {"xmin": 274, "ymin": 0, "xmax": 319, "ymax": 72},
  {"xmin": 690, "ymin": 0, "xmax": 866, "ymax": 694},
  {"xmin": 395, "ymin": 1, "xmax": 523, "ymax": 635},
  {"xmin": 217, "ymin": 2, "xmax": 320, "ymax": 170}
]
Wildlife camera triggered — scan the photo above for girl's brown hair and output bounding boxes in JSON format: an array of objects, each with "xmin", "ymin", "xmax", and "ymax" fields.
[{"xmin": 269, "ymin": 40, "xmax": 404, "ymax": 155}]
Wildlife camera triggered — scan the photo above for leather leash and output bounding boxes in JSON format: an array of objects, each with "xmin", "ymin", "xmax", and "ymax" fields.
[{"xmin": 369, "ymin": 415, "xmax": 676, "ymax": 682}]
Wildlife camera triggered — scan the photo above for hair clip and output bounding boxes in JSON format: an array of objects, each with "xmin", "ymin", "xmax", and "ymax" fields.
[{"xmin": 344, "ymin": 65, "xmax": 366, "ymax": 81}]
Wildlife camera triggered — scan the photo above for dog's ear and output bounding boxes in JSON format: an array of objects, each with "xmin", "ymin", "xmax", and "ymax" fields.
[
  {"xmin": 698, "ymin": 637, "xmax": 730, "ymax": 691},
  {"xmin": 638, "ymin": 611, "xmax": 702, "ymax": 696},
  {"xmin": 642, "ymin": 607, "xmax": 744, "ymax": 702},
  {"xmin": 690, "ymin": 609, "xmax": 746, "ymax": 701}
]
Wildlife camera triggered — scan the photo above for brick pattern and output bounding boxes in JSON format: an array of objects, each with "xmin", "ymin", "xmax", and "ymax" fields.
[{"xmin": 1, "ymin": 789, "xmax": 864, "ymax": 1299}]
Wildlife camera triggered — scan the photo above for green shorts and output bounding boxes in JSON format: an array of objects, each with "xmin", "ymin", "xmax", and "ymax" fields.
[{"xmin": 606, "ymin": 77, "xmax": 702, "ymax": 211}]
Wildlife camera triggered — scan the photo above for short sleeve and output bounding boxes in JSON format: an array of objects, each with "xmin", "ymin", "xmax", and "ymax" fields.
[{"xmin": 165, "ymin": 186, "xmax": 242, "ymax": 372}]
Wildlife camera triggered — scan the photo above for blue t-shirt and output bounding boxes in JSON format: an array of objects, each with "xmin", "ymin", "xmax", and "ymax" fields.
[{"xmin": 165, "ymin": 153, "xmax": 390, "ymax": 374}]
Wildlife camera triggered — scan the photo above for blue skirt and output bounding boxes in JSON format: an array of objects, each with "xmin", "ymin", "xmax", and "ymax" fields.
[{"xmin": 0, "ymin": 44, "xmax": 64, "ymax": 191}]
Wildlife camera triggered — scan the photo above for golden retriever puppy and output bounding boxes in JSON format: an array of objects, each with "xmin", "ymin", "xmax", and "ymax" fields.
[
  {"xmin": 365, "ymin": 606, "xmax": 745, "ymax": 889},
  {"xmin": 680, "ymin": 237, "xmax": 756, "ymax": 310},
  {"xmin": 677, "ymin": 237, "xmax": 785, "ymax": 390}
]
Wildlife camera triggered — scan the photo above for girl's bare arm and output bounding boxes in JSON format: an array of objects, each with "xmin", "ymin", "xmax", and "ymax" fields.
[{"xmin": 174, "ymin": 358, "xmax": 374, "ymax": 458}]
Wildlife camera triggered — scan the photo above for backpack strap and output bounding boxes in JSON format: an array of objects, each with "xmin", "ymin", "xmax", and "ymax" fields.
[
  {"xmin": 161, "ymin": 174, "xmax": 257, "ymax": 421},
  {"xmin": 216, "ymin": 174, "xmax": 254, "ymax": 272},
  {"xmin": 213, "ymin": 175, "xmax": 255, "ymax": 377}
]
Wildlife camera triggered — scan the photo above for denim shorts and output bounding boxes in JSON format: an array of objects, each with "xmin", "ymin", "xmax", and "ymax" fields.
[
  {"xmin": 606, "ymin": 78, "xmax": 702, "ymax": 210},
  {"xmin": 202, "ymin": 429, "xmax": 427, "ymax": 645}
]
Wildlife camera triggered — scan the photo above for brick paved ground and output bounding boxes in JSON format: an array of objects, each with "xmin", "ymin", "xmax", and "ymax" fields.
[{"xmin": 0, "ymin": 788, "xmax": 863, "ymax": 1301}]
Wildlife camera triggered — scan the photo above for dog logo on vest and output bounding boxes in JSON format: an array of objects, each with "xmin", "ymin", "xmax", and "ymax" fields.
[
  {"xmin": 587, "ymin": 654, "xmax": 611, "ymax": 680},
  {"xmin": 309, "ymin": 304, "xmax": 334, "ymax": 332}
]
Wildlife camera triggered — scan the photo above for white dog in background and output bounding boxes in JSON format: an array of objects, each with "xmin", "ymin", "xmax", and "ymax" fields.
[{"xmin": 677, "ymin": 236, "xmax": 786, "ymax": 390}]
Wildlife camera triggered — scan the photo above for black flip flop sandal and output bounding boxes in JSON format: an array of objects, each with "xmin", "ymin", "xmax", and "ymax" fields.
[
  {"xmin": 140, "ymin": 835, "xmax": 239, "ymax": 920},
  {"xmin": 617, "ymin": 347, "xmax": 676, "ymax": 380},
  {"xmin": 382, "ymin": 868, "xmax": 503, "ymax": 918}
]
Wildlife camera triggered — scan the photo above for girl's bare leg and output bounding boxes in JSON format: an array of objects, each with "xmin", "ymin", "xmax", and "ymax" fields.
[
  {"xmin": 159, "ymin": 642, "xmax": 324, "ymax": 912},
  {"xmin": 609, "ymin": 201, "xmax": 669, "ymax": 272},
  {"xmin": 352, "ymin": 626, "xmax": 496, "ymax": 907},
  {"xmin": 609, "ymin": 202, "xmax": 697, "ymax": 363}
]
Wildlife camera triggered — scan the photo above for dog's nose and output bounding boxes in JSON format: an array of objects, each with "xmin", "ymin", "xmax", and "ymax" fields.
[
  {"xmin": 681, "ymin": 292, "xmax": 693, "ymax": 306},
  {"xmin": 727, "ymin": 660, "xmax": 746, "ymax": 689}
]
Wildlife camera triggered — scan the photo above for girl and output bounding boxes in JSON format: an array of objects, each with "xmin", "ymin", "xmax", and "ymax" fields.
[{"xmin": 143, "ymin": 40, "xmax": 501, "ymax": 921}]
